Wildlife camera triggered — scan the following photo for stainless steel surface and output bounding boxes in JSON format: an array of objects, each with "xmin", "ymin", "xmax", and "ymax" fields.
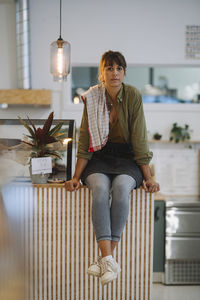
[
  {"xmin": 166, "ymin": 208, "xmax": 200, "ymax": 234},
  {"xmin": 164, "ymin": 196, "xmax": 200, "ymax": 284},
  {"xmin": 166, "ymin": 237, "xmax": 200, "ymax": 259},
  {"xmin": 165, "ymin": 260, "xmax": 200, "ymax": 285},
  {"xmin": 165, "ymin": 195, "xmax": 200, "ymax": 207}
]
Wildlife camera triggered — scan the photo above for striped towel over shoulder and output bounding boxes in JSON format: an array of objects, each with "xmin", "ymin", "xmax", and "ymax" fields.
[{"xmin": 81, "ymin": 84, "xmax": 109, "ymax": 152}]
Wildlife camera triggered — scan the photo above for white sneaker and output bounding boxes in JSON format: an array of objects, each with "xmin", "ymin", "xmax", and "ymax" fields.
[
  {"xmin": 87, "ymin": 257, "xmax": 102, "ymax": 277},
  {"xmin": 100, "ymin": 257, "xmax": 121, "ymax": 285}
]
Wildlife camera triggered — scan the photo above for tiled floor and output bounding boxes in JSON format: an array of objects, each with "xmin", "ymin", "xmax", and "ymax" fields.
[{"xmin": 152, "ymin": 283, "xmax": 200, "ymax": 300}]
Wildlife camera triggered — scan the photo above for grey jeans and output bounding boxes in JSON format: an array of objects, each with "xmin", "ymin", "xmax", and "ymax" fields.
[{"xmin": 85, "ymin": 173, "xmax": 136, "ymax": 242}]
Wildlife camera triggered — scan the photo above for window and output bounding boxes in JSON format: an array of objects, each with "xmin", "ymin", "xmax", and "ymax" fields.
[{"xmin": 71, "ymin": 66, "xmax": 200, "ymax": 104}]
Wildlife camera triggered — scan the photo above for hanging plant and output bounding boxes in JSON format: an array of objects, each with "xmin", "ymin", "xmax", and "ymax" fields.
[{"xmin": 169, "ymin": 123, "xmax": 191, "ymax": 143}]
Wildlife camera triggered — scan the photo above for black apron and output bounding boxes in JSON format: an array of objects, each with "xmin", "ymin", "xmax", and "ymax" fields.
[{"xmin": 81, "ymin": 141, "xmax": 143, "ymax": 188}]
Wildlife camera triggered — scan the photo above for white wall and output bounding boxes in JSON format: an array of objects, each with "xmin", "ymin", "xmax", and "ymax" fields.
[
  {"xmin": 0, "ymin": 0, "xmax": 200, "ymax": 141},
  {"xmin": 30, "ymin": 0, "xmax": 200, "ymax": 89},
  {"xmin": 144, "ymin": 104, "xmax": 200, "ymax": 140}
]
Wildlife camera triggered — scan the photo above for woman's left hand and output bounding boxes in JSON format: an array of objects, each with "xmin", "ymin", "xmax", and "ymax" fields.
[{"xmin": 142, "ymin": 178, "xmax": 160, "ymax": 193}]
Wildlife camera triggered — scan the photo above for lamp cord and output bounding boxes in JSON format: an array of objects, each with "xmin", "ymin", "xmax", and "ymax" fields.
[{"xmin": 59, "ymin": 0, "xmax": 62, "ymax": 39}]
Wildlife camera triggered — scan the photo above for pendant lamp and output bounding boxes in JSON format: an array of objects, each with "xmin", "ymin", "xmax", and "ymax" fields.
[{"xmin": 50, "ymin": 0, "xmax": 71, "ymax": 81}]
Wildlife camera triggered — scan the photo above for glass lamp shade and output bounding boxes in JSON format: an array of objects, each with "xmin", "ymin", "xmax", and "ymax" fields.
[{"xmin": 50, "ymin": 39, "xmax": 71, "ymax": 81}]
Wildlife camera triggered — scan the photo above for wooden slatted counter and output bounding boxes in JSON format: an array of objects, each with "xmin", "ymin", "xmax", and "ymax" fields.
[{"xmin": 1, "ymin": 183, "xmax": 154, "ymax": 300}]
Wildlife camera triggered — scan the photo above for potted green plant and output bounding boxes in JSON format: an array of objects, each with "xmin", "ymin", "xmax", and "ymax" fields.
[
  {"xmin": 169, "ymin": 122, "xmax": 191, "ymax": 144},
  {"xmin": 18, "ymin": 112, "xmax": 64, "ymax": 183},
  {"xmin": 153, "ymin": 132, "xmax": 162, "ymax": 140}
]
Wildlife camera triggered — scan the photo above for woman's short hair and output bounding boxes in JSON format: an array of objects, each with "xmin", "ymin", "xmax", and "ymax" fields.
[{"xmin": 98, "ymin": 50, "xmax": 127, "ymax": 82}]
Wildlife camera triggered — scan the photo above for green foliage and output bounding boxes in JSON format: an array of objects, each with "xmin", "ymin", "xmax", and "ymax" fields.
[
  {"xmin": 153, "ymin": 132, "xmax": 162, "ymax": 140},
  {"xmin": 18, "ymin": 112, "xmax": 64, "ymax": 159},
  {"xmin": 169, "ymin": 123, "xmax": 191, "ymax": 143}
]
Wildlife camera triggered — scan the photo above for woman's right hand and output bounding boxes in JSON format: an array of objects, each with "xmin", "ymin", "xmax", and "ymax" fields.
[
  {"xmin": 65, "ymin": 177, "xmax": 81, "ymax": 191},
  {"xmin": 65, "ymin": 158, "xmax": 88, "ymax": 191}
]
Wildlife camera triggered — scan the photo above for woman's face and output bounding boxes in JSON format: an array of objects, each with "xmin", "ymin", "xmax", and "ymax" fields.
[{"xmin": 103, "ymin": 62, "xmax": 125, "ymax": 89}]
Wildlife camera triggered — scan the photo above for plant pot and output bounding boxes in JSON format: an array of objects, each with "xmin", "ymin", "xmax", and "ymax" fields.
[{"xmin": 29, "ymin": 165, "xmax": 49, "ymax": 184}]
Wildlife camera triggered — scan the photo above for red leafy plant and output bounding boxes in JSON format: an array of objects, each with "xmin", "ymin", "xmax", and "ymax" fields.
[{"xmin": 18, "ymin": 112, "xmax": 64, "ymax": 159}]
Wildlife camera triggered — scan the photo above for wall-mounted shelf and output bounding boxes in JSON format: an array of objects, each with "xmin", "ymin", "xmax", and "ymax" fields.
[
  {"xmin": 149, "ymin": 139, "xmax": 200, "ymax": 144},
  {"xmin": 0, "ymin": 89, "xmax": 51, "ymax": 106}
]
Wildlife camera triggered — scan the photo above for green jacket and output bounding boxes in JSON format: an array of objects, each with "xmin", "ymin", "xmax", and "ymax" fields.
[{"xmin": 77, "ymin": 83, "xmax": 153, "ymax": 165}]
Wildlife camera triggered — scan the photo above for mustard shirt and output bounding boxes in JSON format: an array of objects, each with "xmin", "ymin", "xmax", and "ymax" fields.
[{"xmin": 77, "ymin": 83, "xmax": 153, "ymax": 166}]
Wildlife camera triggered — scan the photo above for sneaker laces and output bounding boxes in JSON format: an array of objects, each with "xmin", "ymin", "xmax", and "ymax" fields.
[
  {"xmin": 91, "ymin": 256, "xmax": 101, "ymax": 267},
  {"xmin": 100, "ymin": 259, "xmax": 114, "ymax": 275},
  {"xmin": 97, "ymin": 256, "xmax": 102, "ymax": 264}
]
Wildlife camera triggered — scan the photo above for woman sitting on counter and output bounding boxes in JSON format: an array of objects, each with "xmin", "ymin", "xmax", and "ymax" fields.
[{"xmin": 65, "ymin": 50, "xmax": 160, "ymax": 285}]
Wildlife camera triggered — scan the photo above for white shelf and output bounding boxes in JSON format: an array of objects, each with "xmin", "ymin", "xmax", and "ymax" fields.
[
  {"xmin": 149, "ymin": 140, "xmax": 200, "ymax": 144},
  {"xmin": 144, "ymin": 103, "xmax": 200, "ymax": 113}
]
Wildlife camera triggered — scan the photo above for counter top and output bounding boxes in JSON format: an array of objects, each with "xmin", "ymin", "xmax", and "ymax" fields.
[
  {"xmin": 165, "ymin": 195, "xmax": 200, "ymax": 206},
  {"xmin": 8, "ymin": 181, "xmax": 200, "ymax": 205},
  {"xmin": 1, "ymin": 180, "xmax": 154, "ymax": 299}
]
